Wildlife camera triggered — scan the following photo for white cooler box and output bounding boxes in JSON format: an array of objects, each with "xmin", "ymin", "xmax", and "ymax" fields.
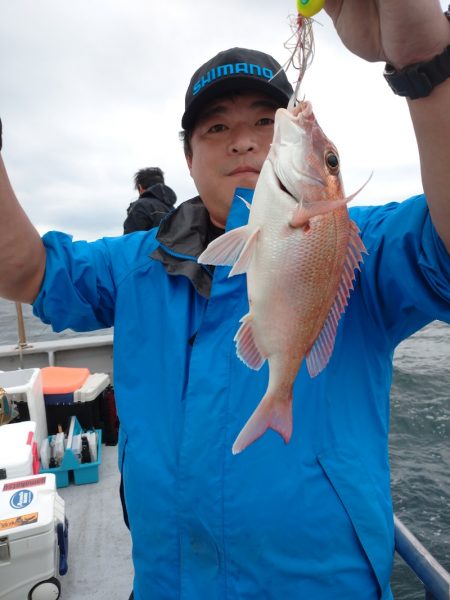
[
  {"xmin": 0, "ymin": 421, "xmax": 40, "ymax": 480},
  {"xmin": 0, "ymin": 473, "xmax": 68, "ymax": 600},
  {"xmin": 0, "ymin": 369, "xmax": 48, "ymax": 447}
]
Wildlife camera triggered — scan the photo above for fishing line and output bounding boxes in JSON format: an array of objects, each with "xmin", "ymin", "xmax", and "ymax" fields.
[{"xmin": 270, "ymin": 0, "xmax": 324, "ymax": 107}]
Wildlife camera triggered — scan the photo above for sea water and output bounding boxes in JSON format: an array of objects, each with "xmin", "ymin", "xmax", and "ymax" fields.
[
  {"xmin": 0, "ymin": 299, "xmax": 448, "ymax": 599},
  {"xmin": 390, "ymin": 319, "xmax": 449, "ymax": 598}
]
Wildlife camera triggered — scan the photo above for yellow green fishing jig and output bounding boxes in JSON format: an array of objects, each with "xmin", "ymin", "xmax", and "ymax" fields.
[{"xmin": 296, "ymin": 0, "xmax": 325, "ymax": 18}]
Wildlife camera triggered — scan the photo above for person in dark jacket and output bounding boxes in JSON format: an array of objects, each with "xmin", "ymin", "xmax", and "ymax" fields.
[{"xmin": 123, "ymin": 167, "xmax": 176, "ymax": 234}]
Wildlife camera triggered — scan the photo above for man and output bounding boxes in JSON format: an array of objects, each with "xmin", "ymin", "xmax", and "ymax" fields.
[
  {"xmin": 123, "ymin": 167, "xmax": 176, "ymax": 234},
  {"xmin": 0, "ymin": 2, "xmax": 449, "ymax": 598}
]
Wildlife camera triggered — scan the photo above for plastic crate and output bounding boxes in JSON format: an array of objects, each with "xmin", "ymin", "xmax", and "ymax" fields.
[{"xmin": 40, "ymin": 417, "xmax": 102, "ymax": 488}]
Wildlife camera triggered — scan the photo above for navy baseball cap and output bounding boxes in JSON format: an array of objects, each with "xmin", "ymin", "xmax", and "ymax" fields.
[{"xmin": 181, "ymin": 47, "xmax": 293, "ymax": 130}]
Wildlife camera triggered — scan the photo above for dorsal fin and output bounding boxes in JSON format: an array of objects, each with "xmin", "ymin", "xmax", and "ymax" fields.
[{"xmin": 306, "ymin": 220, "xmax": 367, "ymax": 377}]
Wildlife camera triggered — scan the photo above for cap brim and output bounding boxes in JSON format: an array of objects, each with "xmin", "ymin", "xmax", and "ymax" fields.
[{"xmin": 181, "ymin": 76, "xmax": 291, "ymax": 130}]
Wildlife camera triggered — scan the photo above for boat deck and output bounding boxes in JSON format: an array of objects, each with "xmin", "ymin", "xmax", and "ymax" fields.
[
  {"xmin": 58, "ymin": 444, "xmax": 133, "ymax": 599},
  {"xmin": 10, "ymin": 438, "xmax": 450, "ymax": 599}
]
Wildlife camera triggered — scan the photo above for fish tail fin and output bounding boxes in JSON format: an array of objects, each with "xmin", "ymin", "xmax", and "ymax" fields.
[{"xmin": 232, "ymin": 392, "xmax": 293, "ymax": 455}]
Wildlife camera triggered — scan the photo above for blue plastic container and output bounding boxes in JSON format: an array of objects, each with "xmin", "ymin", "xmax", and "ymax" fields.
[{"xmin": 40, "ymin": 417, "xmax": 102, "ymax": 488}]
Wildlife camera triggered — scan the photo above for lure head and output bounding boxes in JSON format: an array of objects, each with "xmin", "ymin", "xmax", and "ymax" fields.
[{"xmin": 296, "ymin": 0, "xmax": 325, "ymax": 18}]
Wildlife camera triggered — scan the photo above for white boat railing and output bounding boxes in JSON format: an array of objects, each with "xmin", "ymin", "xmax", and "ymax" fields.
[
  {"xmin": 394, "ymin": 516, "xmax": 450, "ymax": 599},
  {"xmin": 0, "ymin": 334, "xmax": 114, "ymax": 377}
]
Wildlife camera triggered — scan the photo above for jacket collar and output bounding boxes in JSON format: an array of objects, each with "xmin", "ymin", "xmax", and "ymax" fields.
[
  {"xmin": 151, "ymin": 189, "xmax": 253, "ymax": 298},
  {"xmin": 151, "ymin": 196, "xmax": 219, "ymax": 298}
]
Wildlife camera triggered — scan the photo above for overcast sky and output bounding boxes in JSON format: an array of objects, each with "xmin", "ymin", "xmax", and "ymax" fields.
[{"xmin": 1, "ymin": 0, "xmax": 446, "ymax": 240}]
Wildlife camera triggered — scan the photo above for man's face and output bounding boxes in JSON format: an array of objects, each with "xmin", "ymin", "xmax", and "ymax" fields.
[{"xmin": 186, "ymin": 92, "xmax": 278, "ymax": 228}]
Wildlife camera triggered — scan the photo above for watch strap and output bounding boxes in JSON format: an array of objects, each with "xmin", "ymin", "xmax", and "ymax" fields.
[{"xmin": 384, "ymin": 44, "xmax": 450, "ymax": 100}]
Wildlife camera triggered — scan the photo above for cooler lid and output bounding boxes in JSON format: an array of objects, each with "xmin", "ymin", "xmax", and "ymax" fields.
[
  {"xmin": 0, "ymin": 473, "xmax": 57, "ymax": 540},
  {"xmin": 0, "ymin": 421, "xmax": 36, "ymax": 469},
  {"xmin": 41, "ymin": 366, "xmax": 90, "ymax": 394}
]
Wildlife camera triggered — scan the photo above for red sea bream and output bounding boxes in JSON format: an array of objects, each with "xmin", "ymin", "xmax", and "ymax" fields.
[{"xmin": 198, "ymin": 101, "xmax": 367, "ymax": 454}]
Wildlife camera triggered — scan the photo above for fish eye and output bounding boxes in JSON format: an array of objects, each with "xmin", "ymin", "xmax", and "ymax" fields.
[{"xmin": 325, "ymin": 151, "xmax": 339, "ymax": 174}]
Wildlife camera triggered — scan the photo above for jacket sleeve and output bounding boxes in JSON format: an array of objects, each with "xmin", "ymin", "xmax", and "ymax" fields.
[
  {"xmin": 32, "ymin": 231, "xmax": 117, "ymax": 332},
  {"xmin": 351, "ymin": 195, "xmax": 450, "ymax": 346}
]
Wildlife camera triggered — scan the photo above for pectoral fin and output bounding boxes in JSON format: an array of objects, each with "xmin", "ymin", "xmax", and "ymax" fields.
[
  {"xmin": 197, "ymin": 225, "xmax": 253, "ymax": 266},
  {"xmin": 229, "ymin": 227, "xmax": 260, "ymax": 276}
]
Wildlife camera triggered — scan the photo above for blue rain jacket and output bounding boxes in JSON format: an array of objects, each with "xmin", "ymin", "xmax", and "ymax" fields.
[{"xmin": 33, "ymin": 189, "xmax": 450, "ymax": 600}]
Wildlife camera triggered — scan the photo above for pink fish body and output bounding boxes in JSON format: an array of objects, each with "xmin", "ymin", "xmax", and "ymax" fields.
[{"xmin": 198, "ymin": 101, "xmax": 367, "ymax": 454}]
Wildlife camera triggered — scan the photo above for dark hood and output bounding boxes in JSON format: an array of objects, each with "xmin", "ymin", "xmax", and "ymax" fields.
[
  {"xmin": 151, "ymin": 196, "xmax": 223, "ymax": 298},
  {"xmin": 141, "ymin": 183, "xmax": 177, "ymax": 208}
]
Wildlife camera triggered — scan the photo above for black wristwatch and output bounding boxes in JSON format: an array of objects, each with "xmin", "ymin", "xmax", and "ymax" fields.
[{"xmin": 383, "ymin": 44, "xmax": 450, "ymax": 100}]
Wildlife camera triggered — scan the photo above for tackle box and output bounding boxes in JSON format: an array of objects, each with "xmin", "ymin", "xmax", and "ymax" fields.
[
  {"xmin": 40, "ymin": 416, "xmax": 102, "ymax": 488},
  {"xmin": 41, "ymin": 367, "xmax": 110, "ymax": 435},
  {"xmin": 0, "ymin": 421, "xmax": 40, "ymax": 480},
  {"xmin": 0, "ymin": 369, "xmax": 48, "ymax": 447},
  {"xmin": 0, "ymin": 472, "xmax": 68, "ymax": 600}
]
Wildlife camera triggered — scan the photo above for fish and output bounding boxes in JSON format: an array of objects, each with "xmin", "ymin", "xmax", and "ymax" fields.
[{"xmin": 198, "ymin": 101, "xmax": 368, "ymax": 454}]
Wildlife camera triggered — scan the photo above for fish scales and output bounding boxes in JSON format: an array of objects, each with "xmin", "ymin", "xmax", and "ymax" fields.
[{"xmin": 247, "ymin": 203, "xmax": 346, "ymax": 359}]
